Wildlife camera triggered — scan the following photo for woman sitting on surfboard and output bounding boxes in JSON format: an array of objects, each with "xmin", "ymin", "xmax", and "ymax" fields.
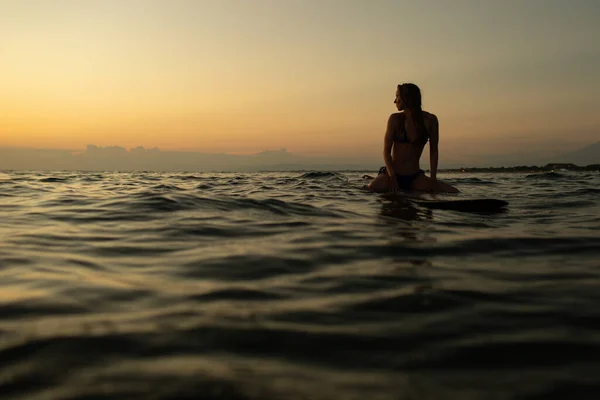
[{"xmin": 368, "ymin": 83, "xmax": 459, "ymax": 193}]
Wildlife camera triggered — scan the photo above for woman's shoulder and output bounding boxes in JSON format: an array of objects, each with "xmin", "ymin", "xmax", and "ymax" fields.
[
  {"xmin": 423, "ymin": 110, "xmax": 437, "ymax": 120},
  {"xmin": 389, "ymin": 111, "xmax": 405, "ymax": 117},
  {"xmin": 387, "ymin": 112, "xmax": 405, "ymax": 123},
  {"xmin": 423, "ymin": 111, "xmax": 439, "ymax": 127},
  {"xmin": 389, "ymin": 111, "xmax": 409, "ymax": 120}
]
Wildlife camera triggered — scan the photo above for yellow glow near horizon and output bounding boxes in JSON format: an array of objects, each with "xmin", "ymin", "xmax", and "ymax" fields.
[{"xmin": 1, "ymin": 0, "xmax": 599, "ymax": 161}]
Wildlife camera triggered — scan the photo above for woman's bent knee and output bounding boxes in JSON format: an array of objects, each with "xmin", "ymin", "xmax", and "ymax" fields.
[{"xmin": 368, "ymin": 174, "xmax": 389, "ymax": 192}]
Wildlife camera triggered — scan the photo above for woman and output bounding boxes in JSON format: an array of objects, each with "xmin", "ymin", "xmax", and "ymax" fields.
[{"xmin": 368, "ymin": 83, "xmax": 459, "ymax": 193}]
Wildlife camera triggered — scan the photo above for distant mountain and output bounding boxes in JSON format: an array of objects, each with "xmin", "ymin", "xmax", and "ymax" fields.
[
  {"xmin": 3, "ymin": 142, "xmax": 597, "ymax": 172},
  {"xmin": 0, "ymin": 145, "xmax": 381, "ymax": 172},
  {"xmin": 551, "ymin": 141, "xmax": 600, "ymax": 166}
]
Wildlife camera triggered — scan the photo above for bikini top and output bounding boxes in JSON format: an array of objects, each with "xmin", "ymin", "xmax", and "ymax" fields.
[{"xmin": 393, "ymin": 114, "xmax": 429, "ymax": 145}]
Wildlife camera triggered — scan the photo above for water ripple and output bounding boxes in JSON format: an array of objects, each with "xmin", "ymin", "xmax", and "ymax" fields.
[{"xmin": 0, "ymin": 170, "xmax": 599, "ymax": 399}]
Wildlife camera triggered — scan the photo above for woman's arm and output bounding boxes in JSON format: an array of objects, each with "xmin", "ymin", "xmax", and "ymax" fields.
[
  {"xmin": 429, "ymin": 114, "xmax": 439, "ymax": 180},
  {"xmin": 383, "ymin": 114, "xmax": 396, "ymax": 179}
]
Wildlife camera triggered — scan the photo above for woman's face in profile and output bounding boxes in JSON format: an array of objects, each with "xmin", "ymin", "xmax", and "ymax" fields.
[{"xmin": 394, "ymin": 87, "xmax": 404, "ymax": 111}]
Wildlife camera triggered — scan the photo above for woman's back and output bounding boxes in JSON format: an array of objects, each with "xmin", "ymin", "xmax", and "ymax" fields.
[{"xmin": 391, "ymin": 111, "xmax": 434, "ymax": 174}]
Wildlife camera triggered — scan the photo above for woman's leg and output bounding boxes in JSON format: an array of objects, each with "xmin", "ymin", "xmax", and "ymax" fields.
[
  {"xmin": 411, "ymin": 175, "xmax": 459, "ymax": 193},
  {"xmin": 368, "ymin": 173, "xmax": 391, "ymax": 192}
]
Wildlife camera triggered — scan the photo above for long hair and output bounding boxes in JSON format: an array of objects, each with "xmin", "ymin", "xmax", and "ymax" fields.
[{"xmin": 399, "ymin": 83, "xmax": 428, "ymax": 141}]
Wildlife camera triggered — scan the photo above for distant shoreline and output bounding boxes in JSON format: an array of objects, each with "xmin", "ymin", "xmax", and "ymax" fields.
[
  {"xmin": 438, "ymin": 163, "xmax": 600, "ymax": 173},
  {"xmin": 2, "ymin": 163, "xmax": 598, "ymax": 174},
  {"xmin": 262, "ymin": 163, "xmax": 600, "ymax": 174}
]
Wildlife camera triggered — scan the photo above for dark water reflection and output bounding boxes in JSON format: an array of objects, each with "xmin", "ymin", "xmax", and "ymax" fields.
[{"xmin": 0, "ymin": 170, "xmax": 599, "ymax": 399}]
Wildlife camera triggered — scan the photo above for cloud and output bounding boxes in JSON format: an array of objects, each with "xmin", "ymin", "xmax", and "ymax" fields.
[{"xmin": 2, "ymin": 139, "xmax": 597, "ymax": 172}]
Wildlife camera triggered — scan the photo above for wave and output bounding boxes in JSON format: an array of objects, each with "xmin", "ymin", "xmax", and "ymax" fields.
[
  {"xmin": 451, "ymin": 177, "xmax": 498, "ymax": 185},
  {"xmin": 39, "ymin": 177, "xmax": 70, "ymax": 183},
  {"xmin": 1, "ymin": 170, "xmax": 599, "ymax": 400},
  {"xmin": 525, "ymin": 171, "xmax": 565, "ymax": 179},
  {"xmin": 29, "ymin": 192, "xmax": 347, "ymax": 222},
  {"xmin": 175, "ymin": 174, "xmax": 209, "ymax": 182},
  {"xmin": 151, "ymin": 184, "xmax": 186, "ymax": 191},
  {"xmin": 299, "ymin": 171, "xmax": 342, "ymax": 179},
  {"xmin": 573, "ymin": 187, "xmax": 600, "ymax": 195}
]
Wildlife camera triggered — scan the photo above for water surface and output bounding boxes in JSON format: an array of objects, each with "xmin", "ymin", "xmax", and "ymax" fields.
[{"xmin": 1, "ymin": 170, "xmax": 599, "ymax": 399}]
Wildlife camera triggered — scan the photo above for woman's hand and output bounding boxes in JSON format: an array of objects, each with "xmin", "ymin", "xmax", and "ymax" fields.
[{"xmin": 388, "ymin": 176, "xmax": 399, "ymax": 192}]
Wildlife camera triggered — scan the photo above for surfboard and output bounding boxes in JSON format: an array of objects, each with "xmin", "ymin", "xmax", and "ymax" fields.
[
  {"xmin": 409, "ymin": 198, "xmax": 508, "ymax": 212},
  {"xmin": 383, "ymin": 193, "xmax": 508, "ymax": 213}
]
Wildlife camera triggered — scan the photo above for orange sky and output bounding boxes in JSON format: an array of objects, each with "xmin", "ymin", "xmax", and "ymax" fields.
[{"xmin": 1, "ymin": 0, "xmax": 599, "ymax": 160}]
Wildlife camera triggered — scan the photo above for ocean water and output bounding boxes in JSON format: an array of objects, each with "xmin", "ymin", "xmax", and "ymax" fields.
[{"xmin": 1, "ymin": 170, "xmax": 599, "ymax": 400}]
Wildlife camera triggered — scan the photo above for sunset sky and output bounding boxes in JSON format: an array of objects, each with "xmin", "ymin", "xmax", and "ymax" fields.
[{"xmin": 1, "ymin": 0, "xmax": 599, "ymax": 162}]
